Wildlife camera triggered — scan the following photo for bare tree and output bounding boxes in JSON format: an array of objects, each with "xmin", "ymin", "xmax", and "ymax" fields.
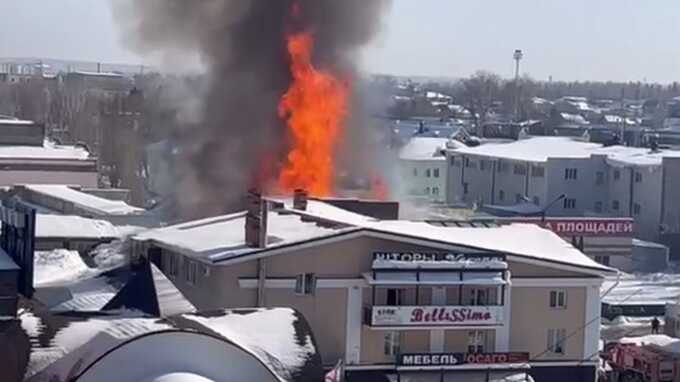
[{"xmin": 457, "ymin": 71, "xmax": 502, "ymax": 135}]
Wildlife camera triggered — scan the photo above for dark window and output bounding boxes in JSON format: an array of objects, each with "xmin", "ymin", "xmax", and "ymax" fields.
[
  {"xmin": 596, "ymin": 171, "xmax": 605, "ymax": 185},
  {"xmin": 635, "ymin": 172, "xmax": 642, "ymax": 183},
  {"xmin": 464, "ymin": 157, "xmax": 470, "ymax": 168},
  {"xmin": 463, "ymin": 183, "xmax": 469, "ymax": 195},
  {"xmin": 387, "ymin": 289, "xmax": 402, "ymax": 306},
  {"xmin": 432, "ymin": 187, "xmax": 439, "ymax": 195},
  {"xmin": 513, "ymin": 164, "xmax": 527, "ymax": 175},
  {"xmin": 563, "ymin": 198, "xmax": 576, "ymax": 209},
  {"xmin": 549, "ymin": 290, "xmax": 567, "ymax": 308},
  {"xmin": 433, "ymin": 168, "xmax": 440, "ymax": 178},
  {"xmin": 295, "ymin": 273, "xmax": 316, "ymax": 295},
  {"xmin": 531, "ymin": 165, "xmax": 545, "ymax": 177},
  {"xmin": 499, "ymin": 190, "xmax": 505, "ymax": 201},
  {"xmin": 564, "ymin": 168, "xmax": 578, "ymax": 180},
  {"xmin": 480, "ymin": 160, "xmax": 487, "ymax": 171},
  {"xmin": 426, "ymin": 169, "xmax": 431, "ymax": 178},
  {"xmin": 413, "ymin": 168, "xmax": 418, "ymax": 177},
  {"xmin": 612, "ymin": 200, "xmax": 620, "ymax": 211},
  {"xmin": 633, "ymin": 203, "xmax": 641, "ymax": 215},
  {"xmin": 613, "ymin": 169, "xmax": 621, "ymax": 180}
]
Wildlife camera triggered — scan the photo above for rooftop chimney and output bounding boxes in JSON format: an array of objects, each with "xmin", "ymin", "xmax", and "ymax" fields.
[
  {"xmin": 245, "ymin": 189, "xmax": 268, "ymax": 248},
  {"xmin": 293, "ymin": 189, "xmax": 308, "ymax": 211}
]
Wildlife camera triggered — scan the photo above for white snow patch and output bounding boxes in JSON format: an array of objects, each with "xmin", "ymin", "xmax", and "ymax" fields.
[
  {"xmin": 25, "ymin": 185, "xmax": 144, "ymax": 215},
  {"xmin": 182, "ymin": 309, "xmax": 316, "ymax": 379},
  {"xmin": 602, "ymin": 273, "xmax": 680, "ymax": 305},
  {"xmin": 36, "ymin": 214, "xmax": 120, "ymax": 239},
  {"xmin": 619, "ymin": 334, "xmax": 680, "ymax": 353},
  {"xmin": 90, "ymin": 240, "xmax": 130, "ymax": 270},
  {"xmin": 399, "ymin": 137, "xmax": 449, "ymax": 160},
  {"xmin": 34, "ymin": 249, "xmax": 93, "ymax": 286}
]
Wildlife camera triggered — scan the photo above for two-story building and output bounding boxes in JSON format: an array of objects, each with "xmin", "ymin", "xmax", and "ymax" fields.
[
  {"xmin": 398, "ymin": 137, "xmax": 456, "ymax": 203},
  {"xmin": 131, "ymin": 193, "xmax": 615, "ymax": 382},
  {"xmin": 445, "ymin": 137, "xmax": 680, "ymax": 255}
]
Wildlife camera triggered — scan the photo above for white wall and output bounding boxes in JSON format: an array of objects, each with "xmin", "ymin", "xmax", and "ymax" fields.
[{"xmin": 400, "ymin": 159, "xmax": 447, "ymax": 202}]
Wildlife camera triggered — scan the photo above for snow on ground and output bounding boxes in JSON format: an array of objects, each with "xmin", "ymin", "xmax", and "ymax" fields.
[
  {"xmin": 601, "ymin": 316, "xmax": 664, "ymax": 342},
  {"xmin": 602, "ymin": 273, "xmax": 680, "ymax": 306},
  {"xmin": 34, "ymin": 250, "xmax": 94, "ymax": 286}
]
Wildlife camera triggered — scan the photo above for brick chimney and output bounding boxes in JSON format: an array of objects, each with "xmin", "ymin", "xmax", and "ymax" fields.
[
  {"xmin": 245, "ymin": 190, "xmax": 268, "ymax": 248},
  {"xmin": 293, "ymin": 189, "xmax": 308, "ymax": 211}
]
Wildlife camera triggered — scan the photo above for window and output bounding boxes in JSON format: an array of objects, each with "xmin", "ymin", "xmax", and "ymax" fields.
[
  {"xmin": 470, "ymin": 288, "xmax": 489, "ymax": 306},
  {"xmin": 480, "ymin": 160, "xmax": 488, "ymax": 171},
  {"xmin": 614, "ymin": 169, "xmax": 621, "ymax": 181},
  {"xmin": 612, "ymin": 200, "xmax": 620, "ymax": 211},
  {"xmin": 563, "ymin": 198, "xmax": 576, "ymax": 209},
  {"xmin": 433, "ymin": 168, "xmax": 440, "ymax": 178},
  {"xmin": 549, "ymin": 290, "xmax": 567, "ymax": 309},
  {"xmin": 531, "ymin": 165, "xmax": 545, "ymax": 177},
  {"xmin": 594, "ymin": 201, "xmax": 603, "ymax": 213},
  {"xmin": 533, "ymin": 196, "xmax": 540, "ymax": 206},
  {"xmin": 184, "ymin": 259, "xmax": 197, "ymax": 285},
  {"xmin": 295, "ymin": 273, "xmax": 316, "ymax": 295},
  {"xmin": 463, "ymin": 183, "xmax": 469, "ymax": 195},
  {"xmin": 513, "ymin": 164, "xmax": 527, "ymax": 175},
  {"xmin": 596, "ymin": 171, "xmax": 604, "ymax": 185},
  {"xmin": 595, "ymin": 256, "xmax": 610, "ymax": 266},
  {"xmin": 451, "ymin": 157, "xmax": 460, "ymax": 167},
  {"xmin": 384, "ymin": 332, "xmax": 401, "ymax": 358},
  {"xmin": 386, "ymin": 289, "xmax": 403, "ymax": 306},
  {"xmin": 412, "ymin": 168, "xmax": 418, "ymax": 177},
  {"xmin": 426, "ymin": 169, "xmax": 431, "ymax": 178},
  {"xmin": 635, "ymin": 172, "xmax": 642, "ymax": 183},
  {"xmin": 468, "ymin": 330, "xmax": 487, "ymax": 354},
  {"xmin": 498, "ymin": 190, "xmax": 505, "ymax": 201},
  {"xmin": 564, "ymin": 168, "xmax": 578, "ymax": 180},
  {"xmin": 432, "ymin": 187, "xmax": 439, "ymax": 195},
  {"xmin": 547, "ymin": 329, "xmax": 567, "ymax": 354},
  {"xmin": 464, "ymin": 157, "xmax": 470, "ymax": 168},
  {"xmin": 633, "ymin": 203, "xmax": 641, "ymax": 215}
]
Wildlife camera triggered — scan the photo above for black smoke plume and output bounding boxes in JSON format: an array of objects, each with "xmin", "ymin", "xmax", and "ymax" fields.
[{"xmin": 113, "ymin": 0, "xmax": 392, "ymax": 219}]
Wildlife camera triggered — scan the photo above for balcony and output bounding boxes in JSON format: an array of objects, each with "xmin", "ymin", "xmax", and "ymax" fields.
[{"xmin": 364, "ymin": 305, "xmax": 505, "ymax": 328}]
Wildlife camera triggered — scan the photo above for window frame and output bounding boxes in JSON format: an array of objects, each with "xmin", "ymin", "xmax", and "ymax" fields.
[
  {"xmin": 468, "ymin": 330, "xmax": 487, "ymax": 354},
  {"xmin": 549, "ymin": 290, "xmax": 568, "ymax": 309},
  {"xmin": 547, "ymin": 328, "xmax": 567, "ymax": 355},
  {"xmin": 295, "ymin": 273, "xmax": 317, "ymax": 296},
  {"xmin": 384, "ymin": 331, "xmax": 401, "ymax": 358},
  {"xmin": 433, "ymin": 168, "xmax": 440, "ymax": 178}
]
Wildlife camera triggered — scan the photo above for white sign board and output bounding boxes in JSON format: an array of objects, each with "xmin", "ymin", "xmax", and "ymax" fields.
[{"xmin": 371, "ymin": 306, "xmax": 503, "ymax": 327}]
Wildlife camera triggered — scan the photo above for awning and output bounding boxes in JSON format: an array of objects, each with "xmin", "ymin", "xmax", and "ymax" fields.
[{"xmin": 363, "ymin": 271, "xmax": 507, "ymax": 286}]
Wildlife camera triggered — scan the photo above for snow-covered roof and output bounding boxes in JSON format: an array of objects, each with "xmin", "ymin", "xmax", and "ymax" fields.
[
  {"xmin": 448, "ymin": 136, "xmax": 680, "ymax": 166},
  {"xmin": 0, "ymin": 140, "xmax": 91, "ymax": 160},
  {"xmin": 36, "ymin": 214, "xmax": 121, "ymax": 239},
  {"xmin": 602, "ymin": 273, "xmax": 680, "ymax": 306},
  {"xmin": 34, "ymin": 249, "xmax": 93, "ymax": 286},
  {"xmin": 399, "ymin": 137, "xmax": 449, "ymax": 160},
  {"xmin": 135, "ymin": 211, "xmax": 358, "ymax": 263},
  {"xmin": 619, "ymin": 334, "xmax": 680, "ymax": 353},
  {"xmin": 72, "ymin": 70, "xmax": 124, "ymax": 78},
  {"xmin": 559, "ymin": 113, "xmax": 589, "ymax": 125},
  {"xmin": 25, "ymin": 184, "xmax": 144, "ymax": 215}
]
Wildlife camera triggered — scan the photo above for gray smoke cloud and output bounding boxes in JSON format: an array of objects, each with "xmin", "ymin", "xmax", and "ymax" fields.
[{"xmin": 112, "ymin": 0, "xmax": 392, "ymax": 219}]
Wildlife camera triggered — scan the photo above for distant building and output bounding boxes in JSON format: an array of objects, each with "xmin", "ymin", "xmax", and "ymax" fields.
[
  {"xmin": 445, "ymin": 137, "xmax": 680, "ymax": 256},
  {"xmin": 0, "ymin": 117, "xmax": 97, "ymax": 187},
  {"xmin": 398, "ymin": 137, "xmax": 452, "ymax": 202}
]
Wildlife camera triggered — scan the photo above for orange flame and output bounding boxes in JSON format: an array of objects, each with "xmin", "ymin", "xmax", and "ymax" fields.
[{"xmin": 278, "ymin": 30, "xmax": 349, "ymax": 197}]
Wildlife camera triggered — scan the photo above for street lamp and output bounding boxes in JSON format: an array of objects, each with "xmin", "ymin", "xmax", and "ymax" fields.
[{"xmin": 513, "ymin": 49, "xmax": 524, "ymax": 121}]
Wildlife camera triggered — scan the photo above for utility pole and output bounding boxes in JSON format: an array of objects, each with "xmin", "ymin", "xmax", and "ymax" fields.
[{"xmin": 513, "ymin": 49, "xmax": 524, "ymax": 121}]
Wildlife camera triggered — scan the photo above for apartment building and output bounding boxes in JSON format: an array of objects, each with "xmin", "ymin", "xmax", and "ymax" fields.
[
  {"xmin": 445, "ymin": 137, "xmax": 680, "ymax": 250},
  {"xmin": 131, "ymin": 194, "xmax": 614, "ymax": 382},
  {"xmin": 398, "ymin": 137, "xmax": 453, "ymax": 202}
]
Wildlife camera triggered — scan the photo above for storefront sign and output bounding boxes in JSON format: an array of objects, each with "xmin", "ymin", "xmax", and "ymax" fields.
[
  {"xmin": 371, "ymin": 306, "xmax": 502, "ymax": 327},
  {"xmin": 399, "ymin": 352, "xmax": 529, "ymax": 367},
  {"xmin": 508, "ymin": 218, "xmax": 634, "ymax": 237},
  {"xmin": 373, "ymin": 251, "xmax": 505, "ymax": 263}
]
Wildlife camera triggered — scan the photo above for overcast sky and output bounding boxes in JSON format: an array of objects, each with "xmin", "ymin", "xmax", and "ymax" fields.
[{"xmin": 2, "ymin": 0, "xmax": 680, "ymax": 82}]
